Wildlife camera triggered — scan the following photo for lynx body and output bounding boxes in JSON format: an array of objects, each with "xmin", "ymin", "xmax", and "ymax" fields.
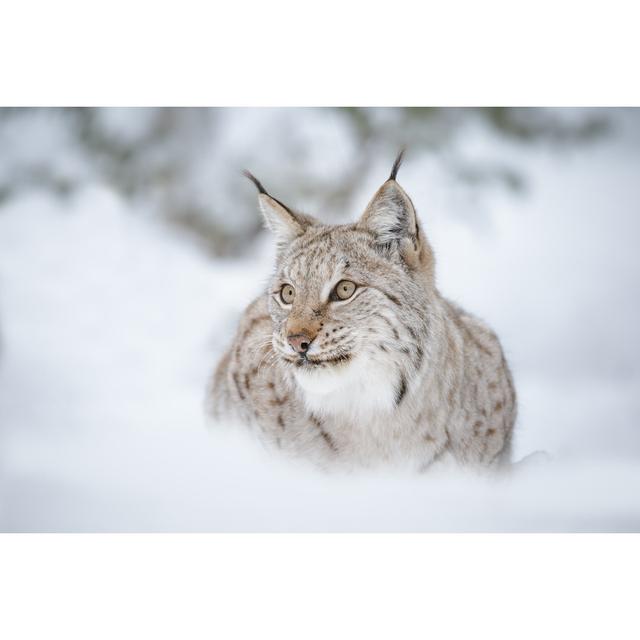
[{"xmin": 209, "ymin": 155, "xmax": 516, "ymax": 471}]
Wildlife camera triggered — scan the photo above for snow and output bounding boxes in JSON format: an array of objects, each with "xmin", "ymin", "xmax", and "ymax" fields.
[{"xmin": 1, "ymin": 112, "xmax": 639, "ymax": 531}]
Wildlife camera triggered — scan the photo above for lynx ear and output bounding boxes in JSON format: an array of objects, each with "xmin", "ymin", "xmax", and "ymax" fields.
[
  {"xmin": 244, "ymin": 170, "xmax": 315, "ymax": 245},
  {"xmin": 358, "ymin": 151, "xmax": 421, "ymax": 249}
]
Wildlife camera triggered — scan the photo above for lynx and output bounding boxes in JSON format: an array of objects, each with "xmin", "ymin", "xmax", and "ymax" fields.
[{"xmin": 209, "ymin": 153, "xmax": 516, "ymax": 471}]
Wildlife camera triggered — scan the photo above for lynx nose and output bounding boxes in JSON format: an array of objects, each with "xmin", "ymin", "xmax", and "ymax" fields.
[{"xmin": 288, "ymin": 333, "xmax": 312, "ymax": 354}]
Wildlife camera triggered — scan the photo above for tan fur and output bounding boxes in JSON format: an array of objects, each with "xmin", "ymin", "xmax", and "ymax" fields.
[{"xmin": 209, "ymin": 165, "xmax": 516, "ymax": 471}]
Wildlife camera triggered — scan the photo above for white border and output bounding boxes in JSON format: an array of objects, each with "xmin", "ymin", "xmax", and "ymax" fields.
[
  {"xmin": 1, "ymin": 0, "xmax": 639, "ymax": 105},
  {"xmin": 0, "ymin": 534, "xmax": 638, "ymax": 639}
]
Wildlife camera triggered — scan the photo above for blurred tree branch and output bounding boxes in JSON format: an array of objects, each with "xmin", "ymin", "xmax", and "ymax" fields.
[{"xmin": 0, "ymin": 107, "xmax": 612, "ymax": 258}]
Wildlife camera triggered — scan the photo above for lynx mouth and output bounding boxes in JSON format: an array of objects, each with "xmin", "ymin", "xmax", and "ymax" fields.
[
  {"xmin": 281, "ymin": 352, "xmax": 352, "ymax": 368},
  {"xmin": 300, "ymin": 353, "xmax": 352, "ymax": 367}
]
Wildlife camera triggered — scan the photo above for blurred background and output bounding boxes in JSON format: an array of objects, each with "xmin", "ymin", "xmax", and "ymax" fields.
[
  {"xmin": 0, "ymin": 107, "xmax": 639, "ymax": 531},
  {"xmin": 0, "ymin": 107, "xmax": 610, "ymax": 255}
]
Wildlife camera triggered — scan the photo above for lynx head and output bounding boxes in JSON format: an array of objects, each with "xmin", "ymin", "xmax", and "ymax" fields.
[{"xmin": 245, "ymin": 153, "xmax": 437, "ymax": 415}]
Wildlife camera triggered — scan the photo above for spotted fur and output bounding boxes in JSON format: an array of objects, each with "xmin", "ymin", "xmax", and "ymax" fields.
[{"xmin": 209, "ymin": 155, "xmax": 517, "ymax": 471}]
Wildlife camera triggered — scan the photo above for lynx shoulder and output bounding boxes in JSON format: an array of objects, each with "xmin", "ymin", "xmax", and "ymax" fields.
[{"xmin": 209, "ymin": 154, "xmax": 516, "ymax": 471}]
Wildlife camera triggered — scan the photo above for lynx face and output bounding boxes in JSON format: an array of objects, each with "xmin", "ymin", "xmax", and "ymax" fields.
[
  {"xmin": 246, "ymin": 156, "xmax": 436, "ymax": 413},
  {"xmin": 268, "ymin": 227, "xmax": 420, "ymax": 385}
]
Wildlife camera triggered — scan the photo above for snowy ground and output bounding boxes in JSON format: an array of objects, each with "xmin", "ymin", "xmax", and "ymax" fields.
[{"xmin": 1, "ymin": 118, "xmax": 639, "ymax": 531}]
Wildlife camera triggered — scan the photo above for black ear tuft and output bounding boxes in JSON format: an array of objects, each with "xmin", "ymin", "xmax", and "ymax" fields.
[
  {"xmin": 242, "ymin": 169, "xmax": 268, "ymax": 195},
  {"xmin": 389, "ymin": 149, "xmax": 405, "ymax": 181},
  {"xmin": 243, "ymin": 170, "xmax": 296, "ymax": 214}
]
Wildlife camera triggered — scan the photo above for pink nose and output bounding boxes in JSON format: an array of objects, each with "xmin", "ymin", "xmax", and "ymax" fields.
[{"xmin": 288, "ymin": 333, "xmax": 312, "ymax": 354}]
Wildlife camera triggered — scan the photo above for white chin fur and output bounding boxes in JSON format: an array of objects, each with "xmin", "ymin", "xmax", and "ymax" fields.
[{"xmin": 293, "ymin": 354, "xmax": 397, "ymax": 417}]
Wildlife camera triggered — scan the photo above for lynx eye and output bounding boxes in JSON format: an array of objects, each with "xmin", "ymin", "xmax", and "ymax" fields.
[
  {"xmin": 333, "ymin": 280, "xmax": 356, "ymax": 301},
  {"xmin": 280, "ymin": 284, "xmax": 295, "ymax": 304}
]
